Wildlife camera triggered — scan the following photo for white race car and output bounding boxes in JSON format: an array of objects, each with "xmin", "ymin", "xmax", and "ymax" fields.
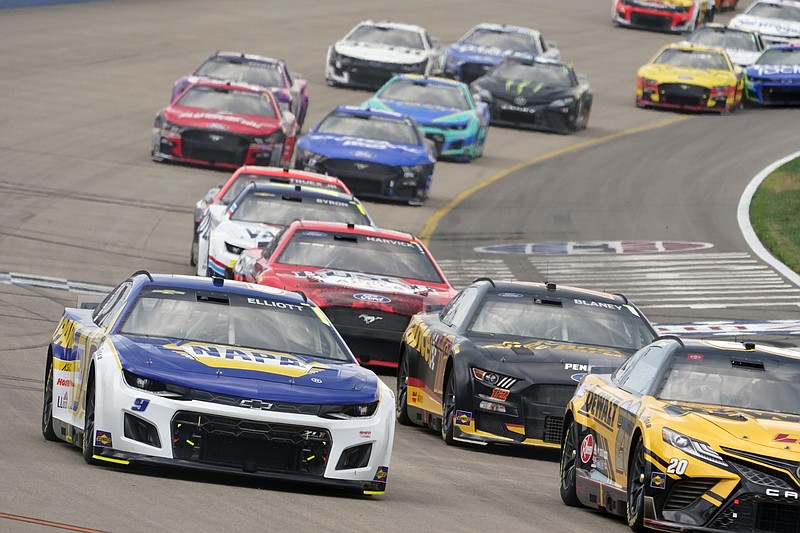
[
  {"xmin": 197, "ymin": 182, "xmax": 373, "ymax": 278},
  {"xmin": 42, "ymin": 271, "xmax": 395, "ymax": 494},
  {"xmin": 684, "ymin": 23, "xmax": 766, "ymax": 66},
  {"xmin": 730, "ymin": 0, "xmax": 800, "ymax": 45},
  {"xmin": 325, "ymin": 20, "xmax": 444, "ymax": 89}
]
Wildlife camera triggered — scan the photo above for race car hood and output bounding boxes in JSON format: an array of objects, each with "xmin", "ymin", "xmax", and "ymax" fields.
[
  {"xmin": 162, "ymin": 106, "xmax": 282, "ymax": 135},
  {"xmin": 271, "ymin": 267, "xmax": 451, "ymax": 314},
  {"xmin": 298, "ymin": 133, "xmax": 432, "ymax": 165},
  {"xmin": 334, "ymin": 40, "xmax": 428, "ymax": 64},
  {"xmin": 475, "ymin": 77, "xmax": 574, "ymax": 104},
  {"xmin": 644, "ymin": 0, "xmax": 694, "ymax": 7},
  {"xmin": 730, "ymin": 14, "xmax": 800, "ymax": 39},
  {"xmin": 213, "ymin": 220, "xmax": 281, "ymax": 249},
  {"xmin": 471, "ymin": 337, "xmax": 628, "ymax": 377},
  {"xmin": 662, "ymin": 402, "xmax": 800, "ymax": 457},
  {"xmin": 366, "ymin": 98, "xmax": 473, "ymax": 126},
  {"xmin": 112, "ymin": 335, "xmax": 378, "ymax": 403},
  {"xmin": 638, "ymin": 63, "xmax": 735, "ymax": 84},
  {"xmin": 446, "ymin": 43, "xmax": 516, "ymax": 65},
  {"xmin": 746, "ymin": 63, "xmax": 800, "ymax": 80}
]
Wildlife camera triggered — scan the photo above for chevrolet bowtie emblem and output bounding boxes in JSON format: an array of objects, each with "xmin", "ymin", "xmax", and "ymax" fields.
[{"xmin": 239, "ymin": 399, "xmax": 274, "ymax": 410}]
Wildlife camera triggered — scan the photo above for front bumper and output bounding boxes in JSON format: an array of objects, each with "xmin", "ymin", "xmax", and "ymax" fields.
[
  {"xmin": 637, "ymin": 82, "xmax": 734, "ymax": 112},
  {"xmin": 417, "ymin": 123, "xmax": 481, "ymax": 159},
  {"xmin": 613, "ymin": 3, "xmax": 698, "ymax": 33},
  {"xmin": 745, "ymin": 81, "xmax": 800, "ymax": 106},
  {"xmin": 326, "ymin": 53, "xmax": 427, "ymax": 90},
  {"xmin": 487, "ymin": 100, "xmax": 578, "ymax": 133},
  {"xmin": 92, "ymin": 367, "xmax": 395, "ymax": 494},
  {"xmin": 152, "ymin": 128, "xmax": 286, "ymax": 170},
  {"xmin": 444, "ymin": 60, "xmax": 495, "ymax": 84}
]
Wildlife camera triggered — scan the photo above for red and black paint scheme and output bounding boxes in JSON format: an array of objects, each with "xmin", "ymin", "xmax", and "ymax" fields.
[
  {"xmin": 396, "ymin": 279, "xmax": 656, "ymax": 448},
  {"xmin": 233, "ymin": 220, "xmax": 457, "ymax": 367}
]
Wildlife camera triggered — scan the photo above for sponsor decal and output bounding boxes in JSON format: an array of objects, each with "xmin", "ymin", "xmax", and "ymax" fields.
[
  {"xmin": 364, "ymin": 236, "xmax": 417, "ymax": 248},
  {"xmin": 56, "ymin": 378, "xmax": 73, "ymax": 387},
  {"xmin": 167, "ymin": 342, "xmax": 329, "ymax": 378},
  {"xmin": 766, "ymin": 489, "xmax": 799, "ymax": 499},
  {"xmin": 311, "ymin": 377, "xmax": 323, "ymax": 383},
  {"xmin": 352, "ymin": 150, "xmax": 374, "ymax": 159},
  {"xmin": 358, "ymin": 314, "xmax": 383, "ymax": 325},
  {"xmin": 583, "ymin": 391, "xmax": 620, "ymax": 429},
  {"xmin": 315, "ymin": 198, "xmax": 348, "ymax": 207},
  {"xmin": 359, "ymin": 430, "xmax": 372, "ymax": 439},
  {"xmin": 571, "ymin": 373, "xmax": 587, "ymax": 383},
  {"xmin": 95, "ymin": 430, "xmax": 113, "ymax": 448},
  {"xmin": 773, "ymin": 433, "xmax": 800, "ymax": 444},
  {"xmin": 404, "ymin": 319, "xmax": 455, "ymax": 371},
  {"xmin": 651, "ymin": 472, "xmax": 666, "ymax": 489},
  {"xmin": 455, "ymin": 410, "xmax": 472, "ymax": 426},
  {"xmin": 574, "ymin": 299, "xmax": 623, "ymax": 311},
  {"xmin": 490, "ymin": 388, "xmax": 510, "ymax": 401},
  {"xmin": 475, "ymin": 240, "xmax": 713, "ymax": 255},
  {"xmin": 410, "ymin": 389, "xmax": 422, "ymax": 404},
  {"xmin": 524, "ymin": 340, "xmax": 625, "ymax": 358},
  {"xmin": 497, "ymin": 292, "xmax": 524, "ymax": 298},
  {"xmin": 374, "ymin": 466, "xmax": 389, "ymax": 483},
  {"xmin": 565, "ymin": 363, "xmax": 589, "ymax": 371},
  {"xmin": 687, "ymin": 353, "xmax": 704, "ymax": 361},
  {"xmin": 132, "ymin": 398, "xmax": 149, "ymax": 412},
  {"xmin": 751, "ymin": 65, "xmax": 800, "ymax": 76},
  {"xmin": 354, "ymin": 293, "xmax": 392, "ymax": 303},
  {"xmin": 580, "ymin": 434, "xmax": 594, "ymax": 463},
  {"xmin": 296, "ymin": 270, "xmax": 428, "ymax": 295},
  {"xmin": 301, "ymin": 231, "xmax": 327, "ymax": 237},
  {"xmin": 176, "ymin": 111, "xmax": 270, "ymax": 130},
  {"xmin": 246, "ymin": 297, "xmax": 305, "ymax": 312},
  {"xmin": 57, "ymin": 391, "xmax": 69, "ymax": 409}
]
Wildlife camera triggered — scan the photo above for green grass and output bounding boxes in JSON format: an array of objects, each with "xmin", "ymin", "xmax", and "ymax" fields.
[{"xmin": 749, "ymin": 159, "xmax": 800, "ymax": 274}]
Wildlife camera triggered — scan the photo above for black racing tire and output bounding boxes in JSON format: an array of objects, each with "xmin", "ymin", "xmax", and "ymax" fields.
[
  {"xmin": 441, "ymin": 370, "xmax": 456, "ymax": 445},
  {"xmin": 627, "ymin": 437, "xmax": 647, "ymax": 532},
  {"xmin": 559, "ymin": 417, "xmax": 582, "ymax": 507},
  {"xmin": 82, "ymin": 376, "xmax": 99, "ymax": 465},
  {"xmin": 190, "ymin": 225, "xmax": 198, "ymax": 267},
  {"xmin": 395, "ymin": 352, "xmax": 413, "ymax": 426},
  {"xmin": 42, "ymin": 352, "xmax": 59, "ymax": 442}
]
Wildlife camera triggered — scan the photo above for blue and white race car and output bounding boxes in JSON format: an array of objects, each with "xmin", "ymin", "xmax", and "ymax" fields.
[
  {"xmin": 42, "ymin": 271, "xmax": 396, "ymax": 494},
  {"xmin": 442, "ymin": 23, "xmax": 561, "ymax": 83},
  {"xmin": 294, "ymin": 106, "xmax": 437, "ymax": 205},
  {"xmin": 729, "ymin": 0, "xmax": 800, "ymax": 46},
  {"xmin": 363, "ymin": 74, "xmax": 489, "ymax": 161},
  {"xmin": 745, "ymin": 43, "xmax": 800, "ymax": 104}
]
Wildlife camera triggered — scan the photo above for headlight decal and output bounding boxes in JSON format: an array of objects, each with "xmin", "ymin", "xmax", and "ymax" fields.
[{"xmin": 662, "ymin": 427, "xmax": 727, "ymax": 467}]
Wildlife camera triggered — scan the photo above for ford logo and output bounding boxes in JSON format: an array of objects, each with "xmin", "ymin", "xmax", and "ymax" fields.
[
  {"xmin": 354, "ymin": 293, "xmax": 391, "ymax": 303},
  {"xmin": 352, "ymin": 150, "xmax": 373, "ymax": 159},
  {"xmin": 571, "ymin": 373, "xmax": 587, "ymax": 383}
]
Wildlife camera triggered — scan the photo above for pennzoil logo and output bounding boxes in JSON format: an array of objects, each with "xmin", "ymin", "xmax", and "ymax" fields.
[
  {"xmin": 374, "ymin": 466, "xmax": 389, "ymax": 482},
  {"xmin": 651, "ymin": 472, "xmax": 666, "ymax": 489},
  {"xmin": 95, "ymin": 430, "xmax": 113, "ymax": 448},
  {"xmin": 455, "ymin": 410, "xmax": 472, "ymax": 426}
]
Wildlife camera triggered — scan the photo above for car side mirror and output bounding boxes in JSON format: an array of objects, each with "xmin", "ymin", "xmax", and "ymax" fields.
[
  {"xmin": 204, "ymin": 187, "xmax": 221, "ymax": 203},
  {"xmin": 546, "ymin": 40, "xmax": 557, "ymax": 50}
]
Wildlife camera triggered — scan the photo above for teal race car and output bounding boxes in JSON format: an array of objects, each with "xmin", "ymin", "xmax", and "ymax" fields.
[{"xmin": 363, "ymin": 74, "xmax": 489, "ymax": 162}]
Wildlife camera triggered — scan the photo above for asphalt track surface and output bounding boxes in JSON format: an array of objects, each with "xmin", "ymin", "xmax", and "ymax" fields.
[{"xmin": 0, "ymin": 1, "xmax": 798, "ymax": 532}]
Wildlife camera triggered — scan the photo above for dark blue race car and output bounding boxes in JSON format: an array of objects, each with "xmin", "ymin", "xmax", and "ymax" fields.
[
  {"xmin": 294, "ymin": 106, "xmax": 437, "ymax": 205},
  {"xmin": 442, "ymin": 23, "xmax": 561, "ymax": 84},
  {"xmin": 745, "ymin": 43, "xmax": 800, "ymax": 105}
]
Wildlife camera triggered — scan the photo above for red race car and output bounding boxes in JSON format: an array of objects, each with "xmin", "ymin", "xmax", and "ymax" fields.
[
  {"xmin": 152, "ymin": 80, "xmax": 296, "ymax": 170},
  {"xmin": 234, "ymin": 220, "xmax": 458, "ymax": 367},
  {"xmin": 190, "ymin": 165, "xmax": 350, "ymax": 266}
]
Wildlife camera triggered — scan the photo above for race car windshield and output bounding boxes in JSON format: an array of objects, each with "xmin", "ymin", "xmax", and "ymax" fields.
[
  {"xmin": 118, "ymin": 288, "xmax": 351, "ymax": 361},
  {"xmin": 230, "ymin": 192, "xmax": 371, "ymax": 226},
  {"xmin": 469, "ymin": 297, "xmax": 654, "ymax": 351},
  {"xmin": 748, "ymin": 2, "xmax": 800, "ymax": 21},
  {"xmin": 378, "ymin": 79, "xmax": 470, "ymax": 110},
  {"xmin": 462, "ymin": 28, "xmax": 538, "ymax": 53},
  {"xmin": 195, "ymin": 57, "xmax": 284, "ymax": 87},
  {"xmin": 756, "ymin": 47, "xmax": 800, "ymax": 65},
  {"xmin": 654, "ymin": 49, "xmax": 729, "ymax": 70},
  {"xmin": 348, "ymin": 25, "xmax": 425, "ymax": 49},
  {"xmin": 221, "ymin": 174, "xmax": 345, "ymax": 204},
  {"xmin": 490, "ymin": 62, "xmax": 573, "ymax": 87},
  {"xmin": 317, "ymin": 113, "xmax": 422, "ymax": 145},
  {"xmin": 176, "ymin": 86, "xmax": 277, "ymax": 118},
  {"xmin": 657, "ymin": 353, "xmax": 800, "ymax": 414},
  {"xmin": 689, "ymin": 28, "xmax": 761, "ymax": 51},
  {"xmin": 277, "ymin": 231, "xmax": 444, "ymax": 283}
]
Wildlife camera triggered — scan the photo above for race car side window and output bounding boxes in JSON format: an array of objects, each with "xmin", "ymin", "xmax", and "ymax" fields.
[
  {"xmin": 616, "ymin": 345, "xmax": 669, "ymax": 396},
  {"xmin": 92, "ymin": 281, "xmax": 133, "ymax": 329},
  {"xmin": 262, "ymin": 226, "xmax": 289, "ymax": 260},
  {"xmin": 441, "ymin": 287, "xmax": 478, "ymax": 329}
]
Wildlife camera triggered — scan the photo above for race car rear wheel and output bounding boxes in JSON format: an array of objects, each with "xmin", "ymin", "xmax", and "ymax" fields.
[
  {"xmin": 82, "ymin": 374, "xmax": 99, "ymax": 465},
  {"xmin": 441, "ymin": 370, "xmax": 456, "ymax": 445},
  {"xmin": 395, "ymin": 352, "xmax": 413, "ymax": 426},
  {"xmin": 559, "ymin": 417, "xmax": 582, "ymax": 507},
  {"xmin": 42, "ymin": 352, "xmax": 59, "ymax": 442},
  {"xmin": 627, "ymin": 437, "xmax": 647, "ymax": 532},
  {"xmin": 190, "ymin": 224, "xmax": 198, "ymax": 267}
]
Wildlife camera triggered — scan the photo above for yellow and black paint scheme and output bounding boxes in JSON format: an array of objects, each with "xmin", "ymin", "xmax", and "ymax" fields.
[
  {"xmin": 560, "ymin": 337, "xmax": 800, "ymax": 532},
  {"xmin": 396, "ymin": 279, "xmax": 655, "ymax": 449}
]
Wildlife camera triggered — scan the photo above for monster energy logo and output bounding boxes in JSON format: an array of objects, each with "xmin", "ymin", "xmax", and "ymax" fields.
[{"xmin": 505, "ymin": 80, "xmax": 544, "ymax": 95}]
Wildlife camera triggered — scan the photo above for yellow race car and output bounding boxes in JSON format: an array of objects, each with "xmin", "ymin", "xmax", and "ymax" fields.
[
  {"xmin": 560, "ymin": 337, "xmax": 800, "ymax": 532},
  {"xmin": 636, "ymin": 43, "xmax": 744, "ymax": 113}
]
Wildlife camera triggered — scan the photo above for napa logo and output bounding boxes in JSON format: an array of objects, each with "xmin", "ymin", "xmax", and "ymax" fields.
[{"xmin": 165, "ymin": 342, "xmax": 329, "ymax": 377}]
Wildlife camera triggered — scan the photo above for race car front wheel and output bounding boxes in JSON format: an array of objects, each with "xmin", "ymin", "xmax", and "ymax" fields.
[
  {"xmin": 395, "ymin": 352, "xmax": 413, "ymax": 426},
  {"xmin": 627, "ymin": 437, "xmax": 647, "ymax": 532},
  {"xmin": 42, "ymin": 352, "xmax": 59, "ymax": 442},
  {"xmin": 82, "ymin": 375, "xmax": 99, "ymax": 465},
  {"xmin": 559, "ymin": 417, "xmax": 581, "ymax": 507},
  {"xmin": 441, "ymin": 370, "xmax": 457, "ymax": 444}
]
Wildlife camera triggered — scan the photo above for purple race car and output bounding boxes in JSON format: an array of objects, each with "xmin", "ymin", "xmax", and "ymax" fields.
[{"xmin": 172, "ymin": 51, "xmax": 309, "ymax": 130}]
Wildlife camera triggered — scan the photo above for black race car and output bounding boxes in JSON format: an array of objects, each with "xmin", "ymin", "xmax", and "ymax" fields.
[
  {"xmin": 396, "ymin": 279, "xmax": 657, "ymax": 449},
  {"xmin": 469, "ymin": 53, "xmax": 592, "ymax": 134}
]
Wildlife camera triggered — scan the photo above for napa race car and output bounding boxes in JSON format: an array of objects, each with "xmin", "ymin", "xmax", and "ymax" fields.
[
  {"xmin": 42, "ymin": 271, "xmax": 395, "ymax": 494},
  {"xmin": 171, "ymin": 51, "xmax": 309, "ymax": 130},
  {"xmin": 325, "ymin": 20, "xmax": 445, "ymax": 90},
  {"xmin": 190, "ymin": 165, "xmax": 350, "ymax": 267},
  {"xmin": 295, "ymin": 106, "xmax": 437, "ymax": 205},
  {"xmin": 197, "ymin": 182, "xmax": 373, "ymax": 279},
  {"xmin": 730, "ymin": 0, "xmax": 800, "ymax": 45},
  {"xmin": 469, "ymin": 53, "xmax": 593, "ymax": 134},
  {"xmin": 396, "ymin": 279, "xmax": 657, "ymax": 448},
  {"xmin": 613, "ymin": 0, "xmax": 713, "ymax": 33},
  {"xmin": 560, "ymin": 336, "xmax": 800, "ymax": 532},
  {"xmin": 152, "ymin": 80, "xmax": 297, "ymax": 170},
  {"xmin": 636, "ymin": 43, "xmax": 744, "ymax": 112},
  {"xmin": 442, "ymin": 23, "xmax": 561, "ymax": 83},
  {"xmin": 684, "ymin": 23, "xmax": 765, "ymax": 66},
  {"xmin": 234, "ymin": 220, "xmax": 457, "ymax": 367},
  {"xmin": 745, "ymin": 43, "xmax": 800, "ymax": 104},
  {"xmin": 363, "ymin": 74, "xmax": 489, "ymax": 160}
]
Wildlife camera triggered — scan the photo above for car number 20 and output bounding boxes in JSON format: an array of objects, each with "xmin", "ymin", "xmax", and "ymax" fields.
[{"xmin": 667, "ymin": 458, "xmax": 688, "ymax": 475}]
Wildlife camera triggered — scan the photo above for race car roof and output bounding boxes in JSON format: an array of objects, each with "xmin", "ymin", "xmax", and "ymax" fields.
[
  {"xmin": 463, "ymin": 23, "xmax": 542, "ymax": 38},
  {"xmin": 232, "ymin": 181, "xmax": 359, "ymax": 202},
  {"xmin": 127, "ymin": 271, "xmax": 304, "ymax": 303},
  {"xmin": 355, "ymin": 19, "xmax": 428, "ymax": 34},
  {"xmin": 285, "ymin": 219, "xmax": 415, "ymax": 241},
  {"xmin": 334, "ymin": 104, "xmax": 407, "ymax": 121},
  {"xmin": 212, "ymin": 51, "xmax": 283, "ymax": 65},
  {"xmin": 471, "ymin": 278, "xmax": 629, "ymax": 305},
  {"xmin": 390, "ymin": 74, "xmax": 468, "ymax": 88},
  {"xmin": 230, "ymin": 166, "xmax": 348, "ymax": 189}
]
